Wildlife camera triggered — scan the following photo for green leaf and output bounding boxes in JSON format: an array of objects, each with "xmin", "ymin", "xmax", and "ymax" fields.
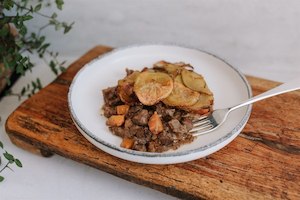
[
  {"xmin": 34, "ymin": 4, "xmax": 42, "ymax": 12},
  {"xmin": 60, "ymin": 66, "xmax": 66, "ymax": 72},
  {"xmin": 3, "ymin": 151, "xmax": 14, "ymax": 161},
  {"xmin": 0, "ymin": 44, "xmax": 4, "ymax": 52},
  {"xmin": 20, "ymin": 57, "xmax": 28, "ymax": 64},
  {"xmin": 40, "ymin": 36, "xmax": 46, "ymax": 43},
  {"xmin": 29, "ymin": 5, "xmax": 34, "ymax": 13},
  {"xmin": 49, "ymin": 60, "xmax": 58, "ymax": 75},
  {"xmin": 0, "ymin": 176, "xmax": 4, "ymax": 182},
  {"xmin": 15, "ymin": 39, "xmax": 24, "ymax": 48},
  {"xmin": 5, "ymin": 76, "xmax": 11, "ymax": 86},
  {"xmin": 62, "ymin": 22, "xmax": 74, "ymax": 34},
  {"xmin": 49, "ymin": 19, "xmax": 57, "ymax": 25},
  {"xmin": 16, "ymin": 63, "xmax": 25, "ymax": 75},
  {"xmin": 55, "ymin": 0, "xmax": 64, "ymax": 10},
  {"xmin": 4, "ymin": 89, "xmax": 12, "ymax": 96},
  {"xmin": 38, "ymin": 43, "xmax": 50, "ymax": 54},
  {"xmin": 0, "ymin": 141, "xmax": 3, "ymax": 149},
  {"xmin": 21, "ymin": 0, "xmax": 29, "ymax": 8},
  {"xmin": 55, "ymin": 23, "xmax": 62, "ymax": 31},
  {"xmin": 3, "ymin": 0, "xmax": 14, "ymax": 10},
  {"xmin": 31, "ymin": 81, "xmax": 37, "ymax": 89},
  {"xmin": 51, "ymin": 13, "xmax": 58, "ymax": 19},
  {"xmin": 21, "ymin": 87, "xmax": 26, "ymax": 96},
  {"xmin": 27, "ymin": 61, "xmax": 34, "ymax": 71},
  {"xmin": 22, "ymin": 15, "xmax": 33, "ymax": 21},
  {"xmin": 0, "ymin": 26, "xmax": 9, "ymax": 37},
  {"xmin": 31, "ymin": 32, "xmax": 36, "ymax": 38},
  {"xmin": 15, "ymin": 159, "xmax": 23, "ymax": 168},
  {"xmin": 3, "ymin": 57, "xmax": 10, "ymax": 69},
  {"xmin": 60, "ymin": 60, "xmax": 66, "ymax": 66},
  {"xmin": 19, "ymin": 26, "xmax": 27, "ymax": 36},
  {"xmin": 36, "ymin": 78, "xmax": 42, "ymax": 89}
]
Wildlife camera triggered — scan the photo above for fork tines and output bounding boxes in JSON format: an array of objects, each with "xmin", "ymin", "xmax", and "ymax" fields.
[{"xmin": 190, "ymin": 115, "xmax": 216, "ymax": 134}]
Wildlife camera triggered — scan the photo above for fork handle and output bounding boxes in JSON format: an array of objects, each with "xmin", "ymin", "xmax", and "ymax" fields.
[{"xmin": 230, "ymin": 77, "xmax": 300, "ymax": 112}]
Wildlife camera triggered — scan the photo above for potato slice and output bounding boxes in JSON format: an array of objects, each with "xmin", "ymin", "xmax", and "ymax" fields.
[
  {"xmin": 199, "ymin": 86, "xmax": 213, "ymax": 95},
  {"xmin": 181, "ymin": 69, "xmax": 205, "ymax": 90},
  {"xmin": 181, "ymin": 69, "xmax": 212, "ymax": 95},
  {"xmin": 153, "ymin": 61, "xmax": 183, "ymax": 77},
  {"xmin": 117, "ymin": 71, "xmax": 140, "ymax": 104},
  {"xmin": 182, "ymin": 93, "xmax": 214, "ymax": 114},
  {"xmin": 153, "ymin": 60, "xmax": 169, "ymax": 68},
  {"xmin": 134, "ymin": 71, "xmax": 173, "ymax": 106},
  {"xmin": 174, "ymin": 74, "xmax": 184, "ymax": 84},
  {"xmin": 163, "ymin": 81, "xmax": 200, "ymax": 107}
]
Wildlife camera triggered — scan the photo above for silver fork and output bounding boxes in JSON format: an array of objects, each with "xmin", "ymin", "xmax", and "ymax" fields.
[{"xmin": 190, "ymin": 77, "xmax": 300, "ymax": 136}]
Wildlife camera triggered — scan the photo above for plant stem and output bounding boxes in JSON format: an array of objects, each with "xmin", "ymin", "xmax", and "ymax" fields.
[
  {"xmin": 0, "ymin": 162, "xmax": 10, "ymax": 173},
  {"xmin": 13, "ymin": 2, "xmax": 54, "ymax": 19}
]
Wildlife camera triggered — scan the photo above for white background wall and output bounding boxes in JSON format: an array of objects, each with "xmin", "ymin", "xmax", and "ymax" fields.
[{"xmin": 37, "ymin": 0, "xmax": 300, "ymax": 82}]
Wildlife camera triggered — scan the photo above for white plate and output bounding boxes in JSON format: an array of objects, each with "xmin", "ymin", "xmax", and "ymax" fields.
[{"xmin": 68, "ymin": 44, "xmax": 252, "ymax": 164}]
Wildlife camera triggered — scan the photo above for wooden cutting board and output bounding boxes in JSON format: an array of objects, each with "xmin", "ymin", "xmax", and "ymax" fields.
[{"xmin": 5, "ymin": 46, "xmax": 300, "ymax": 200}]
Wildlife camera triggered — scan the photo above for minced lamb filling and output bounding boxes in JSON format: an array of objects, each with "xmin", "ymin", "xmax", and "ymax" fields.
[
  {"xmin": 103, "ymin": 86, "xmax": 195, "ymax": 152},
  {"xmin": 102, "ymin": 61, "xmax": 213, "ymax": 152}
]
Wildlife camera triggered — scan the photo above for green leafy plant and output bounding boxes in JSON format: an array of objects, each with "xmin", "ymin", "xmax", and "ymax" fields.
[
  {"xmin": 0, "ymin": 0, "xmax": 73, "ymax": 99},
  {"xmin": 0, "ymin": 141, "xmax": 22, "ymax": 182},
  {"xmin": 0, "ymin": 0, "xmax": 73, "ymax": 181}
]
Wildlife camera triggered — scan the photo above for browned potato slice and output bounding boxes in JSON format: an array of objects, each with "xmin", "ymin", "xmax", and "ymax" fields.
[
  {"xmin": 174, "ymin": 74, "xmax": 183, "ymax": 84},
  {"xmin": 162, "ymin": 81, "xmax": 200, "ymax": 107},
  {"xmin": 153, "ymin": 60, "xmax": 169, "ymax": 68},
  {"xmin": 199, "ymin": 86, "xmax": 213, "ymax": 95},
  {"xmin": 153, "ymin": 61, "xmax": 183, "ymax": 77},
  {"xmin": 134, "ymin": 71, "xmax": 173, "ymax": 106},
  {"xmin": 154, "ymin": 61, "xmax": 192, "ymax": 69},
  {"xmin": 181, "ymin": 69, "xmax": 205, "ymax": 89},
  {"xmin": 182, "ymin": 93, "xmax": 214, "ymax": 114},
  {"xmin": 117, "ymin": 71, "xmax": 140, "ymax": 104},
  {"xmin": 181, "ymin": 69, "xmax": 212, "ymax": 95}
]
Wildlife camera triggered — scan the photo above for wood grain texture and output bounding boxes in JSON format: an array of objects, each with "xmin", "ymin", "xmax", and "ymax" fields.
[{"xmin": 5, "ymin": 46, "xmax": 300, "ymax": 200}]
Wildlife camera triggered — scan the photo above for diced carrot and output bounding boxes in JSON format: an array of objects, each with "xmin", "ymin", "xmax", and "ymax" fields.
[
  {"xmin": 194, "ymin": 108, "xmax": 210, "ymax": 115},
  {"xmin": 116, "ymin": 105, "xmax": 130, "ymax": 115},
  {"xmin": 106, "ymin": 115, "xmax": 125, "ymax": 127},
  {"xmin": 148, "ymin": 111, "xmax": 163, "ymax": 134},
  {"xmin": 121, "ymin": 138, "xmax": 134, "ymax": 149}
]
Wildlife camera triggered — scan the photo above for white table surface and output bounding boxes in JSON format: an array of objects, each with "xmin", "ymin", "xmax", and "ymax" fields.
[{"xmin": 1, "ymin": 1, "xmax": 300, "ymax": 199}]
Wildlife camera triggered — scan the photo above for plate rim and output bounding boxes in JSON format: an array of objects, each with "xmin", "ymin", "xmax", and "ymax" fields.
[{"xmin": 68, "ymin": 43, "xmax": 252, "ymax": 158}]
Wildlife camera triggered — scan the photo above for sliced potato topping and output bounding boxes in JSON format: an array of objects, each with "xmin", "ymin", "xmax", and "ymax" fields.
[
  {"xmin": 181, "ymin": 69, "xmax": 212, "ymax": 95},
  {"xmin": 162, "ymin": 81, "xmax": 200, "ymax": 107},
  {"xmin": 181, "ymin": 93, "xmax": 213, "ymax": 114},
  {"xmin": 117, "ymin": 71, "xmax": 140, "ymax": 104},
  {"xmin": 174, "ymin": 74, "xmax": 184, "ymax": 84},
  {"xmin": 117, "ymin": 61, "xmax": 213, "ymax": 114},
  {"xmin": 199, "ymin": 86, "xmax": 213, "ymax": 95},
  {"xmin": 134, "ymin": 71, "xmax": 173, "ymax": 106},
  {"xmin": 153, "ymin": 61, "xmax": 183, "ymax": 77}
]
